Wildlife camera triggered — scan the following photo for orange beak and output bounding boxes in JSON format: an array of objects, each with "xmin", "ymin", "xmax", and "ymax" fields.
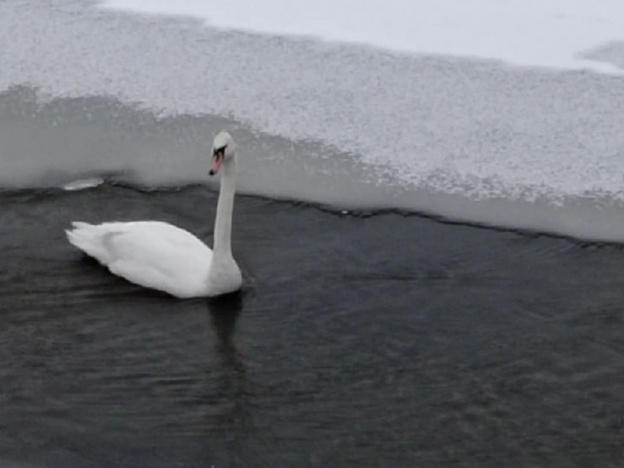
[{"xmin": 209, "ymin": 150, "xmax": 225, "ymax": 176}]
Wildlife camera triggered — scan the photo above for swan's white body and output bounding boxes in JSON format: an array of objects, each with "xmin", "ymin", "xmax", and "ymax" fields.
[{"xmin": 66, "ymin": 131, "xmax": 242, "ymax": 298}]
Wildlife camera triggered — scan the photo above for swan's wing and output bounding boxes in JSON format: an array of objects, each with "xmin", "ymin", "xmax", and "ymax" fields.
[{"xmin": 67, "ymin": 221, "xmax": 212, "ymax": 297}]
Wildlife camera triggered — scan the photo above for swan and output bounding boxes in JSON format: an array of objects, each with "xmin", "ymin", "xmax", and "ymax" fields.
[{"xmin": 65, "ymin": 131, "xmax": 242, "ymax": 298}]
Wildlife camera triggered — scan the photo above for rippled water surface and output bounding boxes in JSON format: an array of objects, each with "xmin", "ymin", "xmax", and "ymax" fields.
[{"xmin": 2, "ymin": 184, "xmax": 624, "ymax": 467}]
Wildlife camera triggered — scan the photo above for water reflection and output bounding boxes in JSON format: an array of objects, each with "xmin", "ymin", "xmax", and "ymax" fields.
[
  {"xmin": 208, "ymin": 291, "xmax": 248, "ymax": 403},
  {"xmin": 198, "ymin": 292, "xmax": 255, "ymax": 464},
  {"xmin": 207, "ymin": 292, "xmax": 243, "ymax": 359}
]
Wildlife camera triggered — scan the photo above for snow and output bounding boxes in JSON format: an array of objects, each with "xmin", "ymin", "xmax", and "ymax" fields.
[{"xmin": 102, "ymin": 0, "xmax": 624, "ymax": 73}]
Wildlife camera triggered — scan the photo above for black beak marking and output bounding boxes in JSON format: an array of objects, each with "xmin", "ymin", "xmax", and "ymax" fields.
[
  {"xmin": 213, "ymin": 144, "xmax": 227, "ymax": 156},
  {"xmin": 209, "ymin": 145, "xmax": 227, "ymax": 176}
]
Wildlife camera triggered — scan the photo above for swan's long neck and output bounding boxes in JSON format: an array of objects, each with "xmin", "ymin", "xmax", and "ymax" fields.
[{"xmin": 212, "ymin": 157, "xmax": 237, "ymax": 261}]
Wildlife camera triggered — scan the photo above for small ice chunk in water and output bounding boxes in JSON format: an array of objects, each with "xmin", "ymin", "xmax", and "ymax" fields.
[{"xmin": 62, "ymin": 177, "xmax": 104, "ymax": 191}]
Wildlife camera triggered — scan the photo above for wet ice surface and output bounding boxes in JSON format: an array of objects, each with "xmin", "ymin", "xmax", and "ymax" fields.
[{"xmin": 3, "ymin": 1, "xmax": 624, "ymax": 240}]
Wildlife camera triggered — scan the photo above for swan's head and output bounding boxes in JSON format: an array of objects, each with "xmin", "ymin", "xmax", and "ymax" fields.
[{"xmin": 209, "ymin": 131, "xmax": 236, "ymax": 176}]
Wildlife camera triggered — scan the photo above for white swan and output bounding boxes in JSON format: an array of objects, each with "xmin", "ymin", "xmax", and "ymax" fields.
[{"xmin": 66, "ymin": 131, "xmax": 242, "ymax": 298}]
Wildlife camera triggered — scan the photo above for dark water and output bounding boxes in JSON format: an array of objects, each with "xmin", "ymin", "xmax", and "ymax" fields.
[{"xmin": 2, "ymin": 185, "xmax": 624, "ymax": 467}]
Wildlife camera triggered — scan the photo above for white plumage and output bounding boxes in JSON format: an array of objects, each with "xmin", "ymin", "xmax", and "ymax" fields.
[{"xmin": 66, "ymin": 131, "xmax": 242, "ymax": 298}]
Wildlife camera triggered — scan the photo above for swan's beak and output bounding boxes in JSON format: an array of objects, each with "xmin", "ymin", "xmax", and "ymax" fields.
[{"xmin": 209, "ymin": 150, "xmax": 225, "ymax": 176}]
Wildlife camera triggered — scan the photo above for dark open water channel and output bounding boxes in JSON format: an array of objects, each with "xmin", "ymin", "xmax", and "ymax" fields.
[{"xmin": 1, "ymin": 184, "xmax": 624, "ymax": 467}]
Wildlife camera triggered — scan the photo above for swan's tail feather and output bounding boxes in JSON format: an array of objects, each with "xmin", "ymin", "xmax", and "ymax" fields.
[
  {"xmin": 71, "ymin": 221, "xmax": 93, "ymax": 230},
  {"xmin": 66, "ymin": 221, "xmax": 111, "ymax": 265}
]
